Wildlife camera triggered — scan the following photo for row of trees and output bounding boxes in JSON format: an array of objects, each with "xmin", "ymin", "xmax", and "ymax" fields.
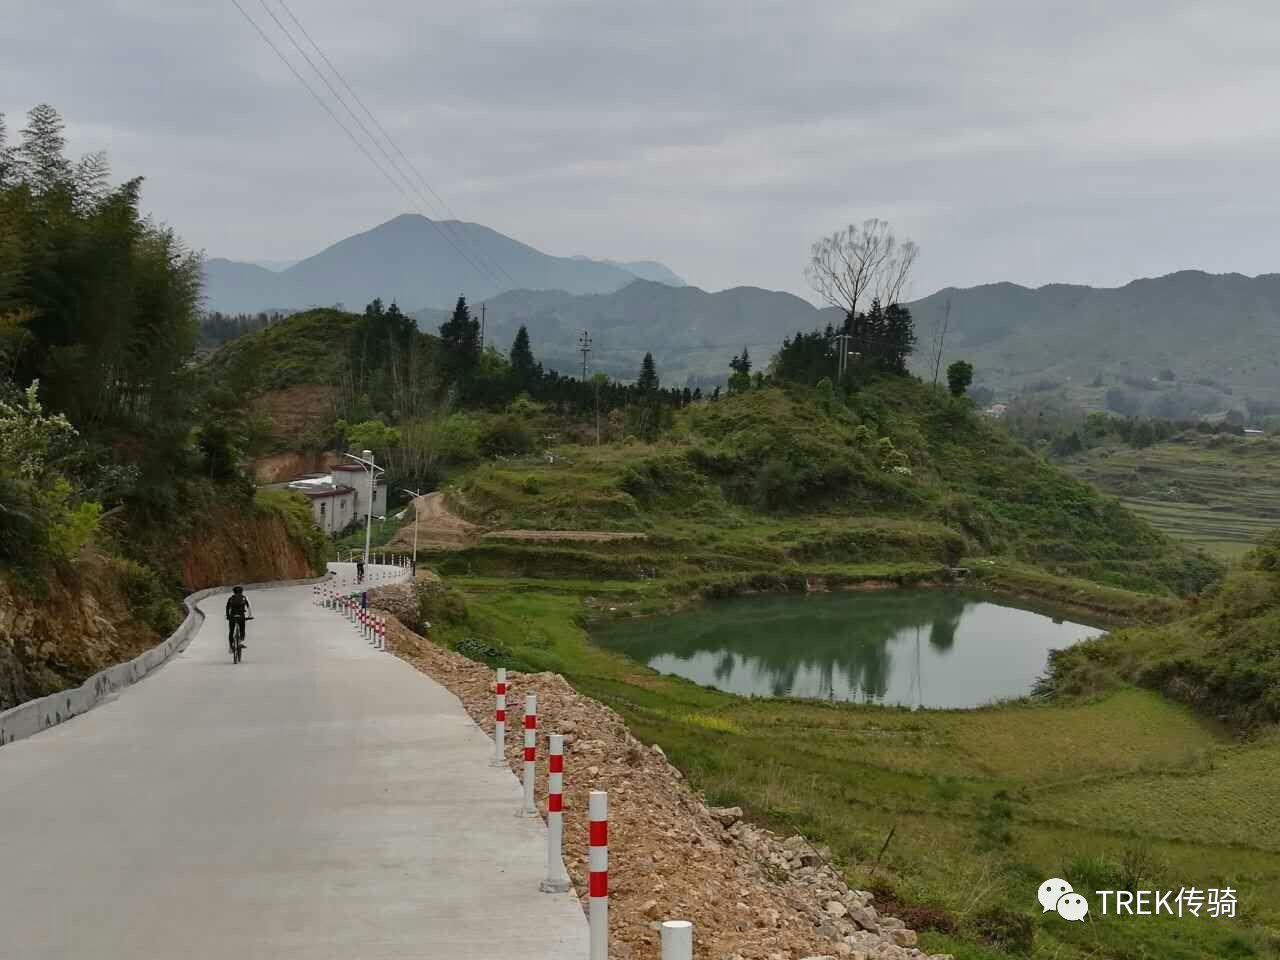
[{"xmin": 0, "ymin": 104, "xmax": 253, "ymax": 573}]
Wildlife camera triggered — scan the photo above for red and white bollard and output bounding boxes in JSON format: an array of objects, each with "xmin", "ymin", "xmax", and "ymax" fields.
[
  {"xmin": 519, "ymin": 693, "xmax": 537, "ymax": 817},
  {"xmin": 589, "ymin": 790, "xmax": 608, "ymax": 960},
  {"xmin": 660, "ymin": 921, "xmax": 693, "ymax": 960},
  {"xmin": 377, "ymin": 617, "xmax": 386, "ymax": 650},
  {"xmin": 491, "ymin": 668, "xmax": 507, "ymax": 767},
  {"xmin": 539, "ymin": 733, "xmax": 571, "ymax": 893}
]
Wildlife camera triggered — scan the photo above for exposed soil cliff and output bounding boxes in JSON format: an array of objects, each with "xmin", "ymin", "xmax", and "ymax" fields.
[
  {"xmin": 0, "ymin": 553, "xmax": 159, "ymax": 710},
  {"xmin": 177, "ymin": 507, "xmax": 315, "ymax": 591}
]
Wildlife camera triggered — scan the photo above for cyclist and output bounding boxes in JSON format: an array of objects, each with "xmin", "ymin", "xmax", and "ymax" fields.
[{"xmin": 226, "ymin": 586, "xmax": 253, "ymax": 654}]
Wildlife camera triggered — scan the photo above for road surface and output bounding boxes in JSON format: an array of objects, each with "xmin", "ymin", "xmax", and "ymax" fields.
[{"xmin": 0, "ymin": 564, "xmax": 587, "ymax": 959}]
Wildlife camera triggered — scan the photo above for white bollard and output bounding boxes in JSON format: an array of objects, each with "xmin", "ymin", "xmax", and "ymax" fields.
[
  {"xmin": 539, "ymin": 734, "xmax": 571, "ymax": 893},
  {"xmin": 660, "ymin": 920, "xmax": 693, "ymax": 960},
  {"xmin": 519, "ymin": 693, "xmax": 537, "ymax": 816},
  {"xmin": 491, "ymin": 668, "xmax": 507, "ymax": 767},
  {"xmin": 589, "ymin": 791, "xmax": 608, "ymax": 960}
]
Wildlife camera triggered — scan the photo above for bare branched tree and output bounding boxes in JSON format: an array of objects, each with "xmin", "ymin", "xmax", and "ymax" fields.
[
  {"xmin": 931, "ymin": 298, "xmax": 952, "ymax": 390},
  {"xmin": 805, "ymin": 219, "xmax": 920, "ymax": 321}
]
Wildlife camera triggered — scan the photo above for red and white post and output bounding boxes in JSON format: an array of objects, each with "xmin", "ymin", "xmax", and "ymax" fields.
[
  {"xmin": 377, "ymin": 617, "xmax": 386, "ymax": 650},
  {"xmin": 490, "ymin": 668, "xmax": 507, "ymax": 767},
  {"xmin": 660, "ymin": 920, "xmax": 693, "ymax": 960},
  {"xmin": 539, "ymin": 733, "xmax": 571, "ymax": 893},
  {"xmin": 519, "ymin": 693, "xmax": 538, "ymax": 816},
  {"xmin": 589, "ymin": 790, "xmax": 608, "ymax": 960}
]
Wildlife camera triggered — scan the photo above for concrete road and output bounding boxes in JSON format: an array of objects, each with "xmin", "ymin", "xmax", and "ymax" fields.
[{"xmin": 0, "ymin": 564, "xmax": 587, "ymax": 959}]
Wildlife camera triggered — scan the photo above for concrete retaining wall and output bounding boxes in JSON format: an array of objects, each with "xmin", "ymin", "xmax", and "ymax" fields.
[{"xmin": 0, "ymin": 571, "xmax": 332, "ymax": 748}]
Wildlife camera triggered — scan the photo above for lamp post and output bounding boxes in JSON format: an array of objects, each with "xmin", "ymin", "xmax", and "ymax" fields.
[
  {"xmin": 400, "ymin": 487, "xmax": 424, "ymax": 564},
  {"xmin": 344, "ymin": 449, "xmax": 384, "ymax": 568}
]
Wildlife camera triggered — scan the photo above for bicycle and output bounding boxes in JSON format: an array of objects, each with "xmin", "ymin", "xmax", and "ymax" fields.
[{"xmin": 229, "ymin": 616, "xmax": 253, "ymax": 664}]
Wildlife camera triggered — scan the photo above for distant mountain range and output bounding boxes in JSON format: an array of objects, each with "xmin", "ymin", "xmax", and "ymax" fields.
[
  {"xmin": 203, "ymin": 217, "xmax": 1280, "ymax": 399},
  {"xmin": 907, "ymin": 271, "xmax": 1280, "ymax": 403},
  {"xmin": 415, "ymin": 270, "xmax": 1280, "ymax": 398},
  {"xmin": 413, "ymin": 281, "xmax": 838, "ymax": 386},
  {"xmin": 202, "ymin": 214, "xmax": 686, "ymax": 315}
]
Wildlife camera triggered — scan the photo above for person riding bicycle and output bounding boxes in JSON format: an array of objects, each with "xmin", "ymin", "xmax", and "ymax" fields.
[{"xmin": 226, "ymin": 586, "xmax": 253, "ymax": 653}]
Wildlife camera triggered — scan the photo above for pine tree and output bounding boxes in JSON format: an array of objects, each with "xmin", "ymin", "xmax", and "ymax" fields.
[
  {"xmin": 438, "ymin": 295, "xmax": 480, "ymax": 380},
  {"xmin": 637, "ymin": 352, "xmax": 659, "ymax": 392},
  {"xmin": 509, "ymin": 324, "xmax": 538, "ymax": 390},
  {"xmin": 730, "ymin": 347, "xmax": 751, "ymax": 376}
]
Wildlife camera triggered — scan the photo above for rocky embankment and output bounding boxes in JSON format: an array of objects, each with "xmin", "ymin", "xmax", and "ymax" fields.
[
  {"xmin": 369, "ymin": 582, "xmax": 951, "ymax": 960},
  {"xmin": 0, "ymin": 554, "xmax": 156, "ymax": 710}
]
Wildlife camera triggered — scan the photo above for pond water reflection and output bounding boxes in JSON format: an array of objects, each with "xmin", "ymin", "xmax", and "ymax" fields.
[{"xmin": 593, "ymin": 590, "xmax": 1104, "ymax": 708}]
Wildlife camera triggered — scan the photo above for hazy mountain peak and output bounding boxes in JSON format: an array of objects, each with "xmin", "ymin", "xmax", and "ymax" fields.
[{"xmin": 203, "ymin": 214, "xmax": 687, "ymax": 314}]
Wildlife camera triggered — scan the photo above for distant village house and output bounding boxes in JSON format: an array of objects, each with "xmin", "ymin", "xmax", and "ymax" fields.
[{"xmin": 266, "ymin": 464, "xmax": 387, "ymax": 536}]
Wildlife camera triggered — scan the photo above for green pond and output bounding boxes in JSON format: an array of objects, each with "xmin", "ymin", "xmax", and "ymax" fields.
[{"xmin": 593, "ymin": 589, "xmax": 1105, "ymax": 709}]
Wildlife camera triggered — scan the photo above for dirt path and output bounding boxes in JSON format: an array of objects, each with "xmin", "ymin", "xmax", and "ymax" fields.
[
  {"xmin": 389, "ymin": 492, "xmax": 647, "ymax": 549},
  {"xmin": 388, "ymin": 492, "xmax": 476, "ymax": 549}
]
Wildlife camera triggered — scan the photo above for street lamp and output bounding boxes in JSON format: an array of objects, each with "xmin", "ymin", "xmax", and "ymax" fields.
[
  {"xmin": 400, "ymin": 487, "xmax": 425, "ymax": 565},
  {"xmin": 344, "ymin": 448, "xmax": 385, "ymax": 567}
]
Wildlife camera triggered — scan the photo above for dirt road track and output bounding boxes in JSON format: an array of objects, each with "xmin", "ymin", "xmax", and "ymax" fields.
[{"xmin": 390, "ymin": 492, "xmax": 646, "ymax": 549}]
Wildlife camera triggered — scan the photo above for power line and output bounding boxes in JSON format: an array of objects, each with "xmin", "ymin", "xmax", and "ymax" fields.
[
  {"xmin": 272, "ymin": 0, "xmax": 521, "ymax": 292},
  {"xmin": 251, "ymin": 0, "xmax": 504, "ymax": 293},
  {"xmin": 227, "ymin": 0, "xmax": 503, "ymax": 294}
]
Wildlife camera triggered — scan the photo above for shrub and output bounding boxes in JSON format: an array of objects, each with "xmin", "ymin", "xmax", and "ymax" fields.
[
  {"xmin": 416, "ymin": 580, "xmax": 468, "ymax": 626},
  {"xmin": 973, "ymin": 908, "xmax": 1034, "ymax": 954},
  {"xmin": 480, "ymin": 415, "xmax": 534, "ymax": 457},
  {"xmin": 119, "ymin": 560, "xmax": 184, "ymax": 635}
]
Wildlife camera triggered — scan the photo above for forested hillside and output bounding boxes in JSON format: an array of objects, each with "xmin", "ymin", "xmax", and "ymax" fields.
[{"xmin": 0, "ymin": 104, "xmax": 324, "ymax": 705}]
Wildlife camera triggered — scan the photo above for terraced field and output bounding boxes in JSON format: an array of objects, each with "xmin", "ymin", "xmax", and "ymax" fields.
[{"xmin": 1065, "ymin": 434, "xmax": 1280, "ymax": 556}]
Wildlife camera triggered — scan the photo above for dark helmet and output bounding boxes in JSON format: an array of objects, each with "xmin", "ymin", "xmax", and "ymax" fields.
[{"xmin": 232, "ymin": 586, "xmax": 244, "ymax": 594}]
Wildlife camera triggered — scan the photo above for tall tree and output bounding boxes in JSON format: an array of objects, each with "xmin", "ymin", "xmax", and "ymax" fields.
[
  {"xmin": 805, "ymin": 218, "xmax": 919, "ymax": 333},
  {"xmin": 438, "ymin": 295, "xmax": 480, "ymax": 381},
  {"xmin": 636, "ymin": 352, "xmax": 659, "ymax": 393},
  {"xmin": 946, "ymin": 360, "xmax": 974, "ymax": 397},
  {"xmin": 729, "ymin": 346, "xmax": 751, "ymax": 376},
  {"xmin": 509, "ymin": 324, "xmax": 539, "ymax": 392},
  {"xmin": 16, "ymin": 104, "xmax": 71, "ymax": 192}
]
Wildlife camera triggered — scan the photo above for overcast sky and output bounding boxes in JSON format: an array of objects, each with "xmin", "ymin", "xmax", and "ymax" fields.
[{"xmin": 6, "ymin": 0, "xmax": 1280, "ymax": 301}]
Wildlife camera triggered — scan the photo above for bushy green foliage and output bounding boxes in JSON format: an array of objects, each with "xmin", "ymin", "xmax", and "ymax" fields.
[
  {"xmin": 1044, "ymin": 530, "xmax": 1280, "ymax": 728},
  {"xmin": 118, "ymin": 559, "xmax": 183, "ymax": 635},
  {"xmin": 254, "ymin": 489, "xmax": 327, "ymax": 574},
  {"xmin": 479, "ymin": 415, "xmax": 533, "ymax": 457},
  {"xmin": 416, "ymin": 579, "xmax": 468, "ymax": 626}
]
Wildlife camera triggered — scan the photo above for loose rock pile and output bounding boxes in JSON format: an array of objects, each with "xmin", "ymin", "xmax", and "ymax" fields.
[{"xmin": 368, "ymin": 591, "xmax": 952, "ymax": 960}]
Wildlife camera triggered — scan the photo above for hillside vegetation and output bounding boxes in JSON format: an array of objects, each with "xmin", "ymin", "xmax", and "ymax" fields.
[
  {"xmin": 1060, "ymin": 432, "xmax": 1280, "ymax": 557},
  {"xmin": 447, "ymin": 381, "xmax": 1218, "ymax": 599}
]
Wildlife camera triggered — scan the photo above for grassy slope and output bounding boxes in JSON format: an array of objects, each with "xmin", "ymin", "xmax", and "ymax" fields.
[
  {"xmin": 1061, "ymin": 433, "xmax": 1280, "ymax": 558},
  {"xmin": 422, "ymin": 577, "xmax": 1280, "ymax": 960},
  {"xmin": 446, "ymin": 382, "xmax": 1218, "ymax": 601},
  {"xmin": 395, "ymin": 384, "xmax": 1277, "ymax": 958}
]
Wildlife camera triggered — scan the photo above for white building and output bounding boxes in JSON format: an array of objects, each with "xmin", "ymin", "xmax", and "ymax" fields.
[{"xmin": 277, "ymin": 465, "xmax": 387, "ymax": 536}]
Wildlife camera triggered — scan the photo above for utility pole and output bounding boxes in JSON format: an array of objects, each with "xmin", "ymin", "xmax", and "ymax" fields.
[
  {"xmin": 344, "ymin": 449, "xmax": 384, "ymax": 567},
  {"xmin": 401, "ymin": 487, "xmax": 424, "ymax": 567},
  {"xmin": 480, "ymin": 302, "xmax": 487, "ymax": 351},
  {"xmin": 577, "ymin": 330, "xmax": 592, "ymax": 380}
]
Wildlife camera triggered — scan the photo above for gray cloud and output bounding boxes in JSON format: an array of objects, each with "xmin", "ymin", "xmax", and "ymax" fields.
[{"xmin": 5, "ymin": 0, "xmax": 1280, "ymax": 303}]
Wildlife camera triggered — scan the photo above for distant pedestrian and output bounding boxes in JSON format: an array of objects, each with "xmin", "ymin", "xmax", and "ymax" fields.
[
  {"xmin": 410, "ymin": 556, "xmax": 417, "ymax": 576},
  {"xmin": 355, "ymin": 556, "xmax": 365, "ymax": 583}
]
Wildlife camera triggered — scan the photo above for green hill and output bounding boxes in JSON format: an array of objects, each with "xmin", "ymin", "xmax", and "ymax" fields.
[{"xmin": 445, "ymin": 380, "xmax": 1218, "ymax": 599}]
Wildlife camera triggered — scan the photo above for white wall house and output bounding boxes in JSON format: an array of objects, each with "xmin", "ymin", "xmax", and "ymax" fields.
[
  {"xmin": 266, "ymin": 463, "xmax": 388, "ymax": 536},
  {"xmin": 329, "ymin": 464, "xmax": 387, "ymax": 520}
]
